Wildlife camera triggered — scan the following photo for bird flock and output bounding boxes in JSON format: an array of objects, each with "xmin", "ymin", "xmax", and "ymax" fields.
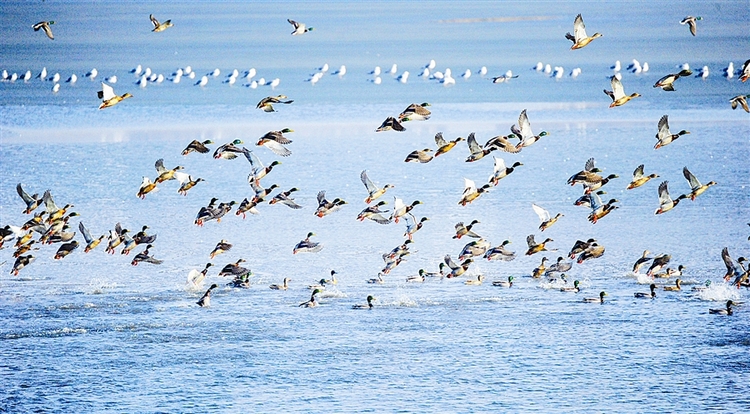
[{"xmin": 2, "ymin": 12, "xmax": 749, "ymax": 314}]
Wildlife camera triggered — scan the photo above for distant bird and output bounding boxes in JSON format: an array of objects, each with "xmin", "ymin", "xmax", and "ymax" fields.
[
  {"xmin": 375, "ymin": 116, "xmax": 405, "ymax": 132},
  {"xmin": 150, "ymin": 14, "xmax": 173, "ymax": 32},
  {"xmin": 587, "ymin": 192, "xmax": 619, "ymax": 224},
  {"xmin": 546, "ymin": 257, "xmax": 573, "ymax": 276},
  {"xmin": 532, "ymin": 204, "xmax": 563, "ymax": 232},
  {"xmin": 583, "ymin": 291, "xmax": 607, "ymax": 303},
  {"xmin": 315, "ymin": 191, "xmax": 347, "ymax": 218},
  {"xmin": 97, "ymin": 82, "xmax": 132, "ymax": 109},
  {"xmin": 288, "ymin": 19, "xmax": 313, "ymax": 35},
  {"xmin": 197, "ymin": 284, "xmax": 218, "ymax": 307},
  {"xmin": 210, "ymin": 240, "xmax": 233, "ymax": 259},
  {"xmin": 434, "ymin": 133, "xmax": 465, "ymax": 157},
  {"xmin": 697, "ymin": 66, "xmax": 710, "ymax": 79},
  {"xmin": 404, "ymin": 148, "xmax": 434, "ymax": 163},
  {"xmin": 604, "ymin": 76, "xmax": 640, "ymax": 107},
  {"xmin": 269, "ymin": 187, "xmax": 303, "ymax": 209},
  {"xmin": 459, "ymin": 238, "xmax": 491, "ymax": 260},
  {"xmin": 654, "ymin": 181, "xmax": 686, "ymax": 215},
  {"xmin": 679, "ymin": 16, "xmax": 702, "ymax": 36},
  {"xmin": 131, "ymin": 244, "xmax": 163, "ymax": 265},
  {"xmin": 403, "ymin": 216, "xmax": 428, "ymax": 241},
  {"xmin": 177, "ymin": 175, "xmax": 204, "ymax": 196},
  {"xmin": 390, "ymin": 198, "xmax": 421, "ymax": 223},
  {"xmin": 488, "ymin": 157, "xmax": 523, "ymax": 186},
  {"xmin": 300, "ymin": 289, "xmax": 322, "ymax": 308},
  {"xmin": 492, "ymin": 275, "xmax": 514, "ymax": 288},
  {"xmin": 654, "ymin": 115, "xmax": 690, "ymax": 149},
  {"xmin": 182, "ymin": 139, "xmax": 213, "ymax": 155},
  {"xmin": 485, "ymin": 240, "xmax": 516, "ymax": 262},
  {"xmin": 453, "ymin": 220, "xmax": 481, "ymax": 240},
  {"xmin": 360, "ymin": 170, "xmax": 394, "ymax": 204},
  {"xmin": 634, "ymin": 284, "xmax": 657, "ymax": 299},
  {"xmin": 568, "ymin": 238, "xmax": 596, "ymax": 259},
  {"xmin": 664, "ymin": 279, "xmax": 682, "ymax": 291},
  {"xmin": 653, "ymin": 69, "xmax": 693, "ymax": 91},
  {"xmin": 352, "ymin": 295, "xmax": 376, "ymax": 309},
  {"xmin": 256, "ymin": 95, "xmax": 293, "ymax": 112},
  {"xmin": 11, "ymin": 255, "xmax": 35, "ymax": 276},
  {"xmin": 137, "ymin": 177, "xmax": 157, "ymax": 199},
  {"xmin": 681, "ymin": 167, "xmax": 716, "ymax": 201},
  {"xmin": 444, "ymin": 255, "xmax": 473, "ymax": 278},
  {"xmin": 709, "ymin": 300, "xmax": 734, "ymax": 316},
  {"xmin": 566, "ymin": 14, "xmax": 602, "ymax": 49},
  {"xmin": 525, "ymin": 234, "xmax": 554, "ymax": 256},
  {"xmin": 213, "ymin": 139, "xmax": 245, "ymax": 160},
  {"xmin": 511, "ymin": 109, "xmax": 548, "ymax": 149},
  {"xmin": 154, "ymin": 159, "xmax": 184, "ymax": 183},
  {"xmin": 632, "ymin": 250, "xmax": 653, "ymax": 274},
  {"xmin": 32, "ymin": 21, "xmax": 55, "ymax": 40},
  {"xmin": 721, "ymin": 247, "xmax": 746, "ymax": 282},
  {"xmin": 132, "ymin": 225, "xmax": 157, "ymax": 245},
  {"xmin": 16, "ymin": 183, "xmax": 41, "ymax": 214},
  {"xmin": 627, "ymin": 164, "xmax": 659, "ymax": 189},
  {"xmin": 730, "ymin": 95, "xmax": 749, "ymax": 113},
  {"xmin": 293, "ymin": 232, "xmax": 323, "ymax": 254},
  {"xmin": 465, "ymin": 133, "xmax": 497, "ymax": 162},
  {"xmin": 398, "ymin": 103, "xmax": 431, "ymax": 121},
  {"xmin": 187, "ymin": 263, "xmax": 213, "ymax": 288},
  {"xmin": 270, "ymin": 278, "xmax": 291, "ymax": 291},
  {"xmin": 54, "ymin": 241, "xmax": 79, "ymax": 260},
  {"xmin": 356, "ymin": 201, "xmax": 391, "ymax": 224},
  {"xmin": 458, "ymin": 178, "xmax": 491, "ymax": 206}
]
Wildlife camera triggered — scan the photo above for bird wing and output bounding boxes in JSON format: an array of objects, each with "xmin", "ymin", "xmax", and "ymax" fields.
[
  {"xmin": 261, "ymin": 140, "xmax": 292, "ymax": 157},
  {"xmin": 657, "ymin": 181, "xmax": 673, "ymax": 205},
  {"xmin": 687, "ymin": 19, "xmax": 697, "ymax": 36},
  {"xmin": 532, "ymin": 204, "xmax": 550, "ymax": 223},
  {"xmin": 154, "ymin": 158, "xmax": 166, "ymax": 174},
  {"xmin": 611, "ymin": 77, "xmax": 625, "ymax": 100},
  {"xmin": 98, "ymin": 82, "xmax": 115, "ymax": 100},
  {"xmin": 360, "ymin": 170, "xmax": 378, "ymax": 193},
  {"xmin": 42, "ymin": 190, "xmax": 59, "ymax": 213},
  {"xmin": 263, "ymin": 131, "xmax": 293, "ymax": 145},
  {"xmin": 466, "ymin": 133, "xmax": 482, "ymax": 155},
  {"xmin": 682, "ymin": 167, "xmax": 701, "ymax": 190},
  {"xmin": 368, "ymin": 213, "xmax": 391, "ymax": 224},
  {"xmin": 174, "ymin": 172, "xmax": 190, "ymax": 184},
  {"xmin": 393, "ymin": 197, "xmax": 405, "ymax": 212},
  {"xmin": 584, "ymin": 157, "xmax": 596, "ymax": 172},
  {"xmin": 287, "ymin": 19, "xmax": 300, "ymax": 29},
  {"xmin": 434, "ymin": 132, "xmax": 447, "ymax": 147},
  {"xmin": 317, "ymin": 191, "xmax": 326, "ymax": 205},
  {"xmin": 632, "ymin": 164, "xmax": 645, "ymax": 180},
  {"xmin": 444, "ymin": 254, "xmax": 459, "ymax": 270},
  {"xmin": 492, "ymin": 157, "xmax": 507, "ymax": 174},
  {"xmin": 150, "ymin": 14, "xmax": 160, "ymax": 28},
  {"xmin": 656, "ymin": 115, "xmax": 671, "ymax": 140},
  {"xmin": 462, "ymin": 178, "xmax": 477, "ymax": 196},
  {"xmin": 722, "ymin": 247, "xmax": 737, "ymax": 276},
  {"xmin": 79, "ymin": 221, "xmax": 93, "ymax": 244},
  {"xmin": 41, "ymin": 23, "xmax": 54, "ymax": 40},
  {"xmin": 16, "ymin": 183, "xmax": 34, "ymax": 205},
  {"xmin": 573, "ymin": 14, "xmax": 588, "ymax": 42},
  {"xmin": 518, "ymin": 109, "xmax": 532, "ymax": 138},
  {"xmin": 526, "ymin": 234, "xmax": 537, "ymax": 248},
  {"xmin": 590, "ymin": 192, "xmax": 603, "ymax": 211}
]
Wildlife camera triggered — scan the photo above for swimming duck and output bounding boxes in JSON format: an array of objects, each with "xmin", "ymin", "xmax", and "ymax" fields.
[
  {"xmin": 197, "ymin": 284, "xmax": 218, "ymax": 307},
  {"xmin": 511, "ymin": 109, "xmax": 548, "ymax": 149},
  {"xmin": 235, "ymin": 197, "xmax": 262, "ymax": 218},
  {"xmin": 308, "ymin": 271, "xmax": 338, "ymax": 289},
  {"xmin": 406, "ymin": 273, "xmax": 425, "ymax": 283},
  {"xmin": 653, "ymin": 69, "xmax": 693, "ymax": 91},
  {"xmin": 361, "ymin": 170, "xmax": 394, "ymax": 204},
  {"xmin": 604, "ymin": 76, "xmax": 640, "ymax": 107},
  {"xmin": 664, "ymin": 279, "xmax": 682, "ymax": 291},
  {"xmin": 682, "ymin": 166, "xmax": 716, "ymax": 201},
  {"xmin": 256, "ymin": 137, "xmax": 291, "ymax": 157},
  {"xmin": 270, "ymin": 278, "xmax": 291, "ymax": 291},
  {"xmin": 577, "ymin": 242, "xmax": 605, "ymax": 264},
  {"xmin": 583, "ymin": 291, "xmax": 607, "ymax": 303},
  {"xmin": 131, "ymin": 244, "xmax": 163, "ymax": 265},
  {"xmin": 679, "ymin": 16, "xmax": 702, "ymax": 36},
  {"xmin": 434, "ymin": 133, "xmax": 465, "ymax": 157},
  {"xmin": 97, "ymin": 82, "xmax": 132, "ymax": 109},
  {"xmin": 375, "ymin": 116, "xmax": 405, "ymax": 132},
  {"xmin": 390, "ymin": 198, "xmax": 421, "ymax": 223},
  {"xmin": 459, "ymin": 239, "xmax": 491, "ymax": 260},
  {"xmin": 692, "ymin": 280, "xmax": 712, "ymax": 292},
  {"xmin": 219, "ymin": 259, "xmax": 252, "ymax": 280},
  {"xmin": 647, "ymin": 254, "xmax": 671, "ymax": 277},
  {"xmin": 485, "ymin": 240, "xmax": 516, "ymax": 262},
  {"xmin": 526, "ymin": 235, "xmax": 554, "ymax": 256},
  {"xmin": 730, "ymin": 95, "xmax": 749, "ymax": 112},
  {"xmin": 532, "ymin": 257, "xmax": 549, "ymax": 278},
  {"xmin": 654, "ymin": 181, "xmax": 687, "ymax": 215},
  {"xmin": 465, "ymin": 133, "xmax": 497, "ymax": 162},
  {"xmin": 256, "ymin": 95, "xmax": 293, "ymax": 112},
  {"xmin": 367, "ymin": 273, "xmax": 385, "ymax": 284},
  {"xmin": 299, "ymin": 289, "xmax": 322, "ymax": 308},
  {"xmin": 489, "ymin": 157, "xmax": 523, "ymax": 186},
  {"xmin": 16, "ymin": 184, "xmax": 41, "ymax": 214},
  {"xmin": 453, "ymin": 220, "xmax": 481, "ymax": 240},
  {"xmin": 635, "ymin": 284, "xmax": 657, "ymax": 299},
  {"xmin": 195, "ymin": 198, "xmax": 219, "ymax": 226},
  {"xmin": 632, "ymin": 250, "xmax": 653, "ymax": 273},
  {"xmin": 444, "ymin": 255, "xmax": 473, "ymax": 278},
  {"xmin": 420, "ymin": 267, "xmax": 445, "ymax": 279},
  {"xmin": 560, "ymin": 280, "xmax": 581, "ymax": 293},
  {"xmin": 492, "ymin": 276, "xmax": 514, "ymax": 287},
  {"xmin": 546, "ymin": 256, "xmax": 573, "ymax": 276},
  {"xmin": 532, "ymin": 203, "xmax": 563, "ymax": 232},
  {"xmin": 154, "ymin": 159, "xmax": 184, "ymax": 183},
  {"xmin": 709, "ymin": 300, "xmax": 734, "ymax": 315},
  {"xmin": 484, "ymin": 135, "xmax": 522, "ymax": 154},
  {"xmin": 464, "ymin": 275, "xmax": 484, "ymax": 285},
  {"xmin": 213, "ymin": 139, "xmax": 245, "ymax": 159},
  {"xmin": 54, "ymin": 240, "xmax": 79, "ymax": 260},
  {"xmin": 315, "ymin": 191, "xmax": 347, "ymax": 218},
  {"xmin": 566, "ymin": 14, "xmax": 602, "ymax": 49},
  {"xmin": 181, "ymin": 139, "xmax": 213, "ymax": 155},
  {"xmin": 352, "ymin": 295, "xmax": 376, "ymax": 309},
  {"xmin": 398, "ymin": 103, "xmax": 431, "ymax": 121},
  {"xmin": 293, "ymin": 232, "xmax": 323, "ymax": 254},
  {"xmin": 177, "ymin": 175, "xmax": 204, "ymax": 196},
  {"xmin": 459, "ymin": 178, "xmax": 491, "ymax": 206},
  {"xmin": 627, "ymin": 164, "xmax": 659, "ymax": 189},
  {"xmin": 356, "ymin": 201, "xmax": 391, "ymax": 224},
  {"xmin": 150, "ymin": 14, "xmax": 173, "ymax": 32},
  {"xmin": 404, "ymin": 148, "xmax": 434, "ymax": 163},
  {"xmin": 587, "ymin": 192, "xmax": 619, "ymax": 224},
  {"xmin": 210, "ymin": 240, "xmax": 233, "ymax": 259},
  {"xmin": 132, "ymin": 225, "xmax": 157, "ymax": 245},
  {"xmin": 403, "ymin": 216, "xmax": 428, "ymax": 240},
  {"xmin": 33, "ymin": 21, "xmax": 55, "ymax": 40},
  {"xmin": 187, "ymin": 263, "xmax": 213, "ymax": 287},
  {"xmin": 269, "ymin": 187, "xmax": 303, "ymax": 209},
  {"xmin": 11, "ymin": 254, "xmax": 35, "ymax": 276},
  {"xmin": 288, "ymin": 19, "xmax": 313, "ymax": 35}
]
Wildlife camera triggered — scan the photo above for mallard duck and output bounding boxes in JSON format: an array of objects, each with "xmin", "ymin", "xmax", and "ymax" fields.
[
  {"xmin": 256, "ymin": 137, "xmax": 291, "ymax": 157},
  {"xmin": 390, "ymin": 198, "xmax": 421, "ymax": 223},
  {"xmin": 709, "ymin": 300, "xmax": 734, "ymax": 315},
  {"xmin": 627, "ymin": 164, "xmax": 659, "ymax": 189},
  {"xmin": 105, "ymin": 224, "xmax": 127, "ymax": 254},
  {"xmin": 187, "ymin": 263, "xmax": 213, "ymax": 287},
  {"xmin": 459, "ymin": 178, "xmax": 491, "ymax": 206},
  {"xmin": 177, "ymin": 175, "xmax": 204, "ymax": 196},
  {"xmin": 16, "ymin": 183, "xmax": 41, "ymax": 214},
  {"xmin": 526, "ymin": 234, "xmax": 553, "ymax": 256},
  {"xmin": 41, "ymin": 190, "xmax": 72, "ymax": 224},
  {"xmin": 587, "ymin": 192, "xmax": 619, "ymax": 224},
  {"xmin": 181, "ymin": 139, "xmax": 213, "ymax": 155},
  {"xmin": 385, "ymin": 240, "xmax": 413, "ymax": 261},
  {"xmin": 730, "ymin": 95, "xmax": 749, "ymax": 112},
  {"xmin": 270, "ymin": 278, "xmax": 291, "ymax": 290},
  {"xmin": 654, "ymin": 181, "xmax": 687, "ymax": 215},
  {"xmin": 653, "ymin": 69, "xmax": 692, "ymax": 91},
  {"xmin": 203, "ymin": 201, "xmax": 236, "ymax": 224},
  {"xmin": 721, "ymin": 247, "xmax": 745, "ymax": 281},
  {"xmin": 195, "ymin": 198, "xmax": 219, "ymax": 226},
  {"xmin": 196, "ymin": 284, "xmax": 218, "ymax": 307},
  {"xmin": 604, "ymin": 76, "xmax": 640, "ymax": 107},
  {"xmin": 405, "ymin": 272, "xmax": 425, "ymax": 283},
  {"xmin": 97, "ymin": 82, "xmax": 132, "ymax": 109},
  {"xmin": 308, "ymin": 271, "xmax": 338, "ymax": 289},
  {"xmin": 453, "ymin": 220, "xmax": 481, "ymax": 239},
  {"xmin": 511, "ymin": 109, "xmax": 548, "ymax": 149},
  {"xmin": 154, "ymin": 159, "xmax": 184, "ymax": 183},
  {"xmin": 632, "ymin": 250, "xmax": 653, "ymax": 273},
  {"xmin": 14, "ymin": 231, "xmax": 34, "ymax": 248},
  {"xmin": 434, "ymin": 133, "xmax": 465, "ymax": 157},
  {"xmin": 546, "ymin": 256, "xmax": 573, "ymax": 276},
  {"xmin": 655, "ymin": 115, "xmax": 690, "ymax": 149},
  {"xmin": 465, "ymin": 133, "xmax": 497, "ymax": 162},
  {"xmin": 260, "ymin": 128, "xmax": 294, "ymax": 145},
  {"xmin": 560, "ymin": 280, "xmax": 581, "ymax": 292},
  {"xmin": 488, "ymin": 157, "xmax": 522, "ymax": 186},
  {"xmin": 250, "ymin": 182, "xmax": 279, "ymax": 203},
  {"xmin": 682, "ymin": 166, "xmax": 716, "ymax": 201},
  {"xmin": 218, "ymin": 259, "xmax": 252, "ymax": 280},
  {"xmin": 53, "ymin": 240, "xmax": 78, "ymax": 260},
  {"xmin": 566, "ymin": 14, "xmax": 601, "ymax": 49},
  {"xmin": 583, "ymin": 291, "xmax": 607, "ymax": 303},
  {"xmin": 567, "ymin": 158, "xmax": 600, "ymax": 184},
  {"xmin": 269, "ymin": 187, "xmax": 303, "ymax": 209},
  {"xmin": 740, "ymin": 59, "xmax": 750, "ymax": 82},
  {"xmin": 484, "ymin": 135, "xmax": 522, "ymax": 154},
  {"xmin": 352, "ymin": 295, "xmax": 376, "ymax": 309},
  {"xmin": 679, "ymin": 16, "xmax": 702, "ymax": 36},
  {"xmin": 213, "ymin": 139, "xmax": 245, "ymax": 159},
  {"xmin": 288, "ymin": 19, "xmax": 313, "ymax": 35},
  {"xmin": 315, "ymin": 191, "xmax": 347, "ymax": 217},
  {"xmin": 459, "ymin": 238, "xmax": 491, "ymax": 260},
  {"xmin": 664, "ymin": 279, "xmax": 682, "ymax": 291},
  {"xmin": 577, "ymin": 242, "xmax": 605, "ymax": 264},
  {"xmin": 150, "ymin": 14, "xmax": 173, "ymax": 32},
  {"xmin": 404, "ymin": 148, "xmax": 434, "ymax": 163},
  {"xmin": 692, "ymin": 280, "xmax": 712, "ymax": 292},
  {"xmin": 235, "ymin": 197, "xmax": 261, "ymax": 218},
  {"xmin": 33, "ymin": 21, "xmax": 55, "ymax": 40},
  {"xmin": 532, "ymin": 257, "xmax": 549, "ymax": 278},
  {"xmin": 574, "ymin": 190, "xmax": 607, "ymax": 208},
  {"xmin": 361, "ymin": 170, "xmax": 394, "ymax": 204},
  {"xmin": 13, "ymin": 240, "xmax": 38, "ymax": 258},
  {"xmin": 403, "ymin": 216, "xmax": 428, "ymax": 241},
  {"xmin": 485, "ymin": 240, "xmax": 516, "ymax": 261},
  {"xmin": 492, "ymin": 276, "xmax": 514, "ymax": 287},
  {"xmin": 367, "ymin": 273, "xmax": 385, "ymax": 284},
  {"xmin": 132, "ymin": 225, "xmax": 157, "ymax": 245},
  {"xmin": 210, "ymin": 240, "xmax": 233, "ymax": 259},
  {"xmin": 11, "ymin": 254, "xmax": 35, "ymax": 276},
  {"xmin": 357, "ymin": 201, "xmax": 391, "ymax": 224},
  {"xmin": 131, "ymin": 244, "xmax": 163, "ymax": 265},
  {"xmin": 300, "ymin": 289, "xmax": 322, "ymax": 308},
  {"xmin": 256, "ymin": 95, "xmax": 293, "ymax": 112},
  {"xmin": 646, "ymin": 254, "xmax": 671, "ymax": 277},
  {"xmin": 464, "ymin": 275, "xmax": 484, "ymax": 285},
  {"xmin": 375, "ymin": 116, "xmax": 405, "ymax": 132},
  {"xmin": 293, "ymin": 232, "xmax": 323, "ymax": 254},
  {"xmin": 635, "ymin": 284, "xmax": 657, "ymax": 299},
  {"xmin": 398, "ymin": 103, "xmax": 431, "ymax": 121},
  {"xmin": 532, "ymin": 203, "xmax": 563, "ymax": 232}
]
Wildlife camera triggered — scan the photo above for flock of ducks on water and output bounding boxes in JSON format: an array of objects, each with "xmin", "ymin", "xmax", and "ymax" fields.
[{"xmin": 2, "ymin": 13, "xmax": 748, "ymax": 314}]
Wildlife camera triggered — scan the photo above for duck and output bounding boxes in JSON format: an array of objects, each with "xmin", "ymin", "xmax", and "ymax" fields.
[
  {"xmin": 679, "ymin": 16, "xmax": 702, "ymax": 36},
  {"xmin": 560, "ymin": 280, "xmax": 581, "ymax": 293},
  {"xmin": 434, "ymin": 133, "xmax": 465, "ymax": 157},
  {"xmin": 546, "ymin": 257, "xmax": 573, "ymax": 276},
  {"xmin": 398, "ymin": 103, "xmax": 431, "ymax": 121},
  {"xmin": 256, "ymin": 137, "xmax": 291, "ymax": 157},
  {"xmin": 583, "ymin": 291, "xmax": 607, "ymax": 303},
  {"xmin": 197, "ymin": 284, "xmax": 218, "ymax": 307},
  {"xmin": 97, "ymin": 82, "xmax": 132, "ymax": 109},
  {"xmin": 259, "ymin": 128, "xmax": 294, "ymax": 145},
  {"xmin": 488, "ymin": 157, "xmax": 523, "ymax": 186},
  {"xmin": 203, "ymin": 201, "xmax": 236, "ymax": 224},
  {"xmin": 574, "ymin": 190, "xmax": 607, "ymax": 208},
  {"xmin": 567, "ymin": 157, "xmax": 601, "ymax": 185},
  {"xmin": 458, "ymin": 178, "xmax": 491, "ymax": 206},
  {"xmin": 681, "ymin": 166, "xmax": 716, "ymax": 201},
  {"xmin": 309, "ymin": 271, "xmax": 338, "ymax": 289},
  {"xmin": 403, "ymin": 216, "xmax": 428, "ymax": 241},
  {"xmin": 154, "ymin": 159, "xmax": 184, "ymax": 183},
  {"xmin": 105, "ymin": 224, "xmax": 127, "ymax": 254},
  {"xmin": 375, "ymin": 116, "xmax": 405, "ymax": 132},
  {"xmin": 256, "ymin": 95, "xmax": 293, "ymax": 112},
  {"xmin": 13, "ymin": 241, "xmax": 39, "ymax": 258},
  {"xmin": 299, "ymin": 289, "xmax": 322, "ymax": 308},
  {"xmin": 293, "ymin": 232, "xmax": 323, "ymax": 254},
  {"xmin": 150, "ymin": 14, "xmax": 173, "ymax": 32},
  {"xmin": 218, "ymin": 259, "xmax": 252, "ymax": 280},
  {"xmin": 532, "ymin": 257, "xmax": 549, "ymax": 278},
  {"xmin": 653, "ymin": 69, "xmax": 693, "ymax": 91},
  {"xmin": 131, "ymin": 244, "xmax": 163, "ymax": 266},
  {"xmin": 194, "ymin": 198, "xmax": 219, "ymax": 226},
  {"xmin": 453, "ymin": 220, "xmax": 481, "ymax": 239},
  {"xmin": 352, "ymin": 295, "xmax": 376, "ymax": 309},
  {"xmin": 315, "ymin": 191, "xmax": 347, "ymax": 218},
  {"xmin": 53, "ymin": 240, "xmax": 79, "ymax": 260},
  {"xmin": 390, "ymin": 198, "xmax": 421, "ymax": 223},
  {"xmin": 210, "ymin": 240, "xmax": 233, "ymax": 259},
  {"xmin": 406, "ymin": 273, "xmax": 425, "ymax": 283},
  {"xmin": 14, "ymin": 232, "xmax": 34, "ymax": 248},
  {"xmin": 288, "ymin": 19, "xmax": 313, "ymax": 35},
  {"xmin": 721, "ymin": 247, "xmax": 747, "ymax": 282},
  {"xmin": 654, "ymin": 181, "xmax": 687, "ymax": 215},
  {"xmin": 664, "ymin": 279, "xmax": 682, "ymax": 291},
  {"xmin": 465, "ymin": 133, "xmax": 497, "ymax": 162},
  {"xmin": 236, "ymin": 196, "xmax": 263, "ymax": 217},
  {"xmin": 532, "ymin": 203, "xmax": 563, "ymax": 232},
  {"xmin": 250, "ymin": 182, "xmax": 279, "ymax": 204},
  {"xmin": 730, "ymin": 95, "xmax": 749, "ymax": 113},
  {"xmin": 647, "ymin": 254, "xmax": 671, "ymax": 277},
  {"xmin": 511, "ymin": 109, "xmax": 548, "ymax": 149},
  {"xmin": 604, "ymin": 76, "xmax": 640, "ymax": 107},
  {"xmin": 132, "ymin": 225, "xmax": 157, "ymax": 245},
  {"xmin": 635, "ymin": 284, "xmax": 657, "ymax": 299},
  {"xmin": 367, "ymin": 273, "xmax": 385, "ymax": 284},
  {"xmin": 632, "ymin": 250, "xmax": 653, "ymax": 274},
  {"xmin": 187, "ymin": 263, "xmax": 213, "ymax": 287},
  {"xmin": 269, "ymin": 187, "xmax": 303, "ymax": 209},
  {"xmin": 385, "ymin": 240, "xmax": 413, "ymax": 260},
  {"xmin": 464, "ymin": 275, "xmax": 484, "ymax": 285},
  {"xmin": 32, "ymin": 21, "xmax": 55, "ymax": 40},
  {"xmin": 577, "ymin": 242, "xmax": 605, "ymax": 264},
  {"xmin": 404, "ymin": 148, "xmax": 434, "ymax": 163},
  {"xmin": 587, "ymin": 192, "xmax": 619, "ymax": 224},
  {"xmin": 492, "ymin": 276, "xmax": 514, "ymax": 288},
  {"xmin": 526, "ymin": 234, "xmax": 554, "ymax": 256},
  {"xmin": 485, "ymin": 240, "xmax": 516, "ymax": 262},
  {"xmin": 118, "ymin": 231, "xmax": 138, "ymax": 255},
  {"xmin": 444, "ymin": 255, "xmax": 473, "ymax": 278},
  {"xmin": 177, "ymin": 176, "xmax": 204, "ymax": 196},
  {"xmin": 627, "ymin": 164, "xmax": 659, "ymax": 189},
  {"xmin": 181, "ymin": 139, "xmax": 213, "ymax": 155},
  {"xmin": 483, "ymin": 134, "xmax": 522, "ymax": 154},
  {"xmin": 739, "ymin": 59, "xmax": 750, "ymax": 82},
  {"xmin": 213, "ymin": 139, "xmax": 246, "ymax": 159},
  {"xmin": 692, "ymin": 280, "xmax": 712, "ymax": 292},
  {"xmin": 709, "ymin": 300, "xmax": 734, "ymax": 315},
  {"xmin": 270, "ymin": 278, "xmax": 291, "ymax": 291},
  {"xmin": 459, "ymin": 239, "xmax": 491, "ymax": 260},
  {"xmin": 356, "ymin": 201, "xmax": 391, "ymax": 224},
  {"xmin": 566, "ymin": 14, "xmax": 602, "ymax": 49},
  {"xmin": 11, "ymin": 255, "xmax": 35, "ymax": 276},
  {"xmin": 360, "ymin": 170, "xmax": 394, "ymax": 204},
  {"xmin": 246, "ymin": 156, "xmax": 282, "ymax": 184}
]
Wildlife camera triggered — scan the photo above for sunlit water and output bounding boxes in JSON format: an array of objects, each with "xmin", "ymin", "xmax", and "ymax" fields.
[{"xmin": 1, "ymin": 1, "xmax": 750, "ymax": 412}]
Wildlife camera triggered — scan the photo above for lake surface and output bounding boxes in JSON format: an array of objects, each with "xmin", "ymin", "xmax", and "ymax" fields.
[{"xmin": 1, "ymin": 1, "xmax": 749, "ymax": 412}]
